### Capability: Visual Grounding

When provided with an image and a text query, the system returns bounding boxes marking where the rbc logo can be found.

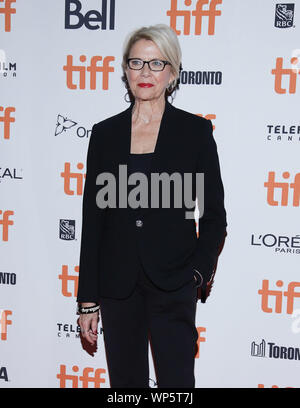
[274,4,295,28]
[65,0,115,30]
[59,219,75,240]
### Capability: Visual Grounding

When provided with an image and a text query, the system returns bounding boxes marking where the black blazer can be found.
[77,100,227,302]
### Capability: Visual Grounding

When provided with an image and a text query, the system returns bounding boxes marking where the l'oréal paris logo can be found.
[251,233,300,254]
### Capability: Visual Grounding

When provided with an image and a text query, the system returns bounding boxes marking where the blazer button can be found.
[136,219,143,227]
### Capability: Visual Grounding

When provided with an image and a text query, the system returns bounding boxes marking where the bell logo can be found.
[63,55,114,90]
[0,309,12,340]
[271,57,300,94]
[59,265,79,297]
[60,162,86,196]
[0,0,16,32]
[258,280,300,314]
[167,0,222,36]
[0,106,15,140]
[65,0,115,30]
[195,326,206,358]
[57,364,106,388]
[264,171,300,207]
[0,210,14,241]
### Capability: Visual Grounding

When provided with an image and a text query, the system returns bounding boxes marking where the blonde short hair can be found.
[121,24,182,99]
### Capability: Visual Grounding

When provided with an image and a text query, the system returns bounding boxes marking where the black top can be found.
[129,152,154,211]
[129,152,154,175]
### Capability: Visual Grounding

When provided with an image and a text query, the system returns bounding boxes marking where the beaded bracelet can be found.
[77,303,100,314]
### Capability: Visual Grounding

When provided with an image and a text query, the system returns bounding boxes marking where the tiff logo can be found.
[167,0,222,35]
[0,310,12,340]
[264,171,300,207]
[0,210,14,241]
[195,327,206,358]
[0,106,15,140]
[59,265,79,297]
[258,280,300,314]
[271,56,300,94]
[63,55,114,90]
[0,0,16,32]
[65,0,115,30]
[57,364,106,388]
[61,162,86,196]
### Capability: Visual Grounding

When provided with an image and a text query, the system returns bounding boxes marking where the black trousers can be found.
[99,265,199,388]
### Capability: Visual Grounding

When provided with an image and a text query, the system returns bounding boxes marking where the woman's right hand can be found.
[78,303,99,345]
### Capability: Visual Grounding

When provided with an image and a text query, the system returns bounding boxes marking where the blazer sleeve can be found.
[191,119,227,287]
[76,123,106,303]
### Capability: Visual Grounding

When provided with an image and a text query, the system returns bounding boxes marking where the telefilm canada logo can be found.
[59,219,75,240]
[0,49,16,78]
[57,322,81,339]
[57,323,103,339]
[266,123,300,143]
[55,114,92,139]
[251,339,300,361]
[274,4,295,28]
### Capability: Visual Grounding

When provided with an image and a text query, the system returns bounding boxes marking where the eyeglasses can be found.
[127,58,171,71]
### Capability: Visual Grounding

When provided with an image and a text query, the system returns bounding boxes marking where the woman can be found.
[77,24,227,388]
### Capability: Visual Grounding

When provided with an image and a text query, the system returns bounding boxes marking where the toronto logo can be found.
[251,339,300,360]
